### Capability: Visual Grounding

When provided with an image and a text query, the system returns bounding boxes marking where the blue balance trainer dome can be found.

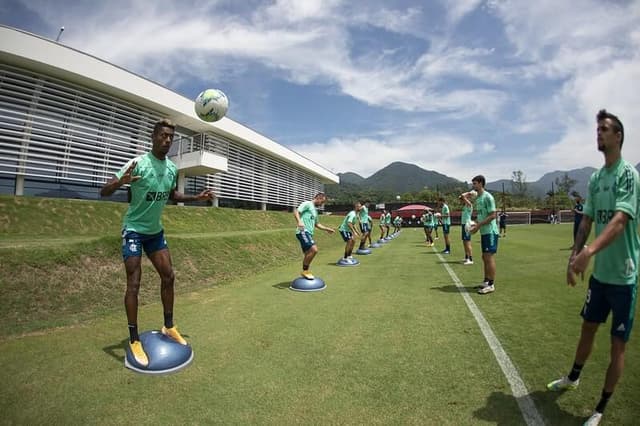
[290,276,326,291]
[125,330,194,375]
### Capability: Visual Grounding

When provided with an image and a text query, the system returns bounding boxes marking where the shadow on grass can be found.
[430,284,469,293]
[103,337,129,364]
[272,281,291,290]
[473,390,583,425]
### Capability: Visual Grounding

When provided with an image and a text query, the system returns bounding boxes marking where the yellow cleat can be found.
[162,326,188,345]
[129,340,149,367]
[301,270,315,280]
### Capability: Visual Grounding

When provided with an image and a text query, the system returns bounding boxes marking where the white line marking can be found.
[436,253,545,426]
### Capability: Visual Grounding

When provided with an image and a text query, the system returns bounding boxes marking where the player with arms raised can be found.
[100,119,214,367]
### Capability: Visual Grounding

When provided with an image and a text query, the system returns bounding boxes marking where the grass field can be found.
[1,196,639,425]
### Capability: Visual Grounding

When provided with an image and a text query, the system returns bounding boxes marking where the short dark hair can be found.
[472,175,486,187]
[313,192,326,199]
[597,109,624,146]
[152,118,175,137]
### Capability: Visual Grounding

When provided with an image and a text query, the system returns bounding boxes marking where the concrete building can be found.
[0,25,338,209]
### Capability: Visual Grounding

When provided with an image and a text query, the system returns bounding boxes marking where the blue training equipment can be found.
[369,243,381,248]
[125,330,194,375]
[337,257,360,266]
[356,248,372,255]
[290,276,326,292]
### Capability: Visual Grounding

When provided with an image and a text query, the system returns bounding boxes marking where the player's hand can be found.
[196,189,215,201]
[570,246,591,279]
[326,227,335,234]
[297,222,306,232]
[566,261,578,287]
[119,162,140,185]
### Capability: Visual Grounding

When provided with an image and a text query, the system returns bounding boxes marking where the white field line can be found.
[436,252,545,426]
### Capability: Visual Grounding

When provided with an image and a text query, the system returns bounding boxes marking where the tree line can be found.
[325,170,580,211]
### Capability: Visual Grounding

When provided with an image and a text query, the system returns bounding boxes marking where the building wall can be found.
[0,62,324,207]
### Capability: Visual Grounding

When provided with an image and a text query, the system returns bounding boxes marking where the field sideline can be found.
[1,197,639,425]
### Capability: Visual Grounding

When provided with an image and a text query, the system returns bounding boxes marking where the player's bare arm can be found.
[100,161,140,197]
[316,223,335,234]
[170,188,215,203]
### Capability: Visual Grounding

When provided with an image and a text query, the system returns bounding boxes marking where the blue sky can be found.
[2,0,639,182]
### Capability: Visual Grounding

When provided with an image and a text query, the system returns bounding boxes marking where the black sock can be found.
[595,390,612,413]
[303,263,309,271]
[164,312,173,329]
[469,256,473,261]
[128,323,139,343]
[568,362,583,382]
[488,279,494,286]
[446,245,450,251]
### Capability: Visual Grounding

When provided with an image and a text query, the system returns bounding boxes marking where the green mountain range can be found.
[331,162,640,198]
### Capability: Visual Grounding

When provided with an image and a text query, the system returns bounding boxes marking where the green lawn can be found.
[1,198,639,425]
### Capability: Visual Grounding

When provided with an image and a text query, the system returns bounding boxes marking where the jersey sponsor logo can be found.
[596,209,614,224]
[146,191,170,201]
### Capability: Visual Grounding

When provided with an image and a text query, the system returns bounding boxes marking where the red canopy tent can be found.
[394,204,433,220]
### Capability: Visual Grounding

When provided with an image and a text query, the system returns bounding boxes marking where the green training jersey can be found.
[474,190,498,235]
[116,153,177,235]
[584,158,640,285]
[385,212,392,225]
[296,200,319,235]
[461,204,472,224]
[441,203,451,225]
[339,210,357,232]
[358,205,368,223]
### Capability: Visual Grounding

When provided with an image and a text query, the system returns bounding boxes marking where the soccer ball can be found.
[465,220,476,234]
[194,89,229,122]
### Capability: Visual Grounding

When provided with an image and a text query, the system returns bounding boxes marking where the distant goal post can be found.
[500,211,531,225]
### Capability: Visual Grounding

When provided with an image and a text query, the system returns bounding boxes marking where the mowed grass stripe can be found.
[0,228,524,425]
[435,249,545,426]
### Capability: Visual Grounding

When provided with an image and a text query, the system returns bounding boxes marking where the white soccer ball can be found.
[194,89,229,122]
[465,220,476,234]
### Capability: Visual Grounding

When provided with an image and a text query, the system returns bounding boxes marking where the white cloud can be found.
[293,131,475,179]
[488,0,640,173]
[442,0,483,24]
[10,0,640,181]
[480,142,495,153]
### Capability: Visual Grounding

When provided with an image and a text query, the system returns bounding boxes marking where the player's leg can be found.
[347,236,356,258]
[548,277,611,392]
[442,224,451,253]
[122,232,148,365]
[587,284,637,422]
[148,246,187,345]
[478,234,497,294]
[296,231,317,279]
